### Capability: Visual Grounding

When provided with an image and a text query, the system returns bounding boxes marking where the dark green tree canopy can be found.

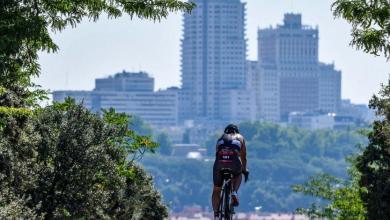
[0,0,195,218]
[356,79,390,219]
[0,99,166,219]
[332,0,390,58]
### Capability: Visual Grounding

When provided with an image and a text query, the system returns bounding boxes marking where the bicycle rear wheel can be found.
[224,181,234,220]
[218,186,225,220]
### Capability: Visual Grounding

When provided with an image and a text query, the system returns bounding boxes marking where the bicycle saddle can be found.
[220,168,233,179]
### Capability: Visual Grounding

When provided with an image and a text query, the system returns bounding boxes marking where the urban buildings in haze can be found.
[180,0,248,122]
[53,71,178,127]
[54,3,365,134]
[256,13,341,121]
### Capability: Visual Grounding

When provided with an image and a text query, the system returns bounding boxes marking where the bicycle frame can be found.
[218,172,234,220]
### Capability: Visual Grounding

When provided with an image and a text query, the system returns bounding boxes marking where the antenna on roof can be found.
[290,0,295,12]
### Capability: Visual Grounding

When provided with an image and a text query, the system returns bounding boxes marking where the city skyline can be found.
[37,0,389,105]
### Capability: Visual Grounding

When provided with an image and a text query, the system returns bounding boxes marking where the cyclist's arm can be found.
[240,138,247,171]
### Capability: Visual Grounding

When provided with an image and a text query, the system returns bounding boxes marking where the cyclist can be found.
[211,124,248,219]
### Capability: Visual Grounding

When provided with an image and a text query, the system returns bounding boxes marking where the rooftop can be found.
[109,70,151,79]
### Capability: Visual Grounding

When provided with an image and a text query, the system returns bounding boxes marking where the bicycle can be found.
[218,168,235,220]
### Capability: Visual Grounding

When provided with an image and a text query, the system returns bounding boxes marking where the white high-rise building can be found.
[258,64,280,122]
[246,61,280,122]
[180,0,247,122]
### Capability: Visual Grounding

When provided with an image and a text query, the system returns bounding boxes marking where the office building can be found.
[53,71,178,127]
[258,13,341,120]
[219,89,256,122]
[246,61,280,122]
[95,71,154,92]
[180,0,247,121]
[52,90,92,108]
[288,111,335,130]
[319,63,341,113]
[338,99,375,123]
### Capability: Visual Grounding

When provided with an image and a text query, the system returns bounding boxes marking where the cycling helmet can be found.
[224,124,239,134]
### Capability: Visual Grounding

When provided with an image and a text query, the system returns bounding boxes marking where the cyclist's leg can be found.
[232,161,243,192]
[212,162,223,216]
[232,173,242,192]
[212,185,222,215]
[231,162,242,207]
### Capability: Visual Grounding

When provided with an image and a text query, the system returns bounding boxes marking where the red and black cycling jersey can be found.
[216,133,242,163]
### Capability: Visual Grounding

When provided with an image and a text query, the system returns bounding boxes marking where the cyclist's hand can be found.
[242,169,249,182]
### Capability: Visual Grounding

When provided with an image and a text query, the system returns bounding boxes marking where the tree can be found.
[156,133,173,156]
[293,173,366,219]
[129,115,153,136]
[331,1,389,218]
[332,0,390,58]
[1,99,167,219]
[1,1,194,218]
[293,155,366,219]
[355,80,390,219]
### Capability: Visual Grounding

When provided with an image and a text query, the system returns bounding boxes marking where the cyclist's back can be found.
[214,133,243,182]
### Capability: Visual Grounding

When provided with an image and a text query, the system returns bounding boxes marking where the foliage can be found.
[293,167,366,219]
[1,1,194,218]
[0,99,166,219]
[332,0,390,58]
[129,115,153,136]
[330,1,389,219]
[156,133,173,156]
[142,123,367,212]
[354,79,390,219]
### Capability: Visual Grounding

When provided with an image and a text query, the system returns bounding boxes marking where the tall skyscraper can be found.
[180,0,247,122]
[258,13,341,120]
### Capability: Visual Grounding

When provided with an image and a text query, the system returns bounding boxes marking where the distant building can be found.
[246,60,280,122]
[333,115,357,130]
[258,64,281,122]
[337,99,375,123]
[319,63,341,113]
[258,13,341,120]
[288,111,335,130]
[172,144,206,159]
[95,71,154,92]
[219,89,256,122]
[246,61,261,119]
[91,90,178,127]
[180,0,247,122]
[52,90,92,108]
[53,71,178,127]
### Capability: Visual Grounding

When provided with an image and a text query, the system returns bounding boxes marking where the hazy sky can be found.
[37,0,389,104]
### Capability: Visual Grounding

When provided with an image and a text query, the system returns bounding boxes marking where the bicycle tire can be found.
[219,185,225,220]
[224,181,230,219]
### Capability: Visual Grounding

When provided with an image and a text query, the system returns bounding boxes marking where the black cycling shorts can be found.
[213,160,242,187]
